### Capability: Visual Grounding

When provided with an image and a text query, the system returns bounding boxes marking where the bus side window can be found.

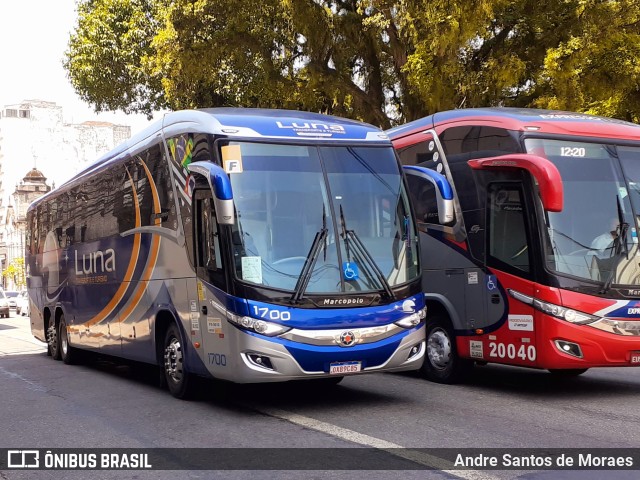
[194,190,224,289]
[487,184,531,275]
[397,137,438,168]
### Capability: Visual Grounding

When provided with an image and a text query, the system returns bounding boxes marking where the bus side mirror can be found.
[467,154,563,212]
[188,161,235,224]
[403,165,455,225]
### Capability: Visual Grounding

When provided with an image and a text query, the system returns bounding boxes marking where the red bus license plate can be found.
[630,351,640,364]
[329,361,362,374]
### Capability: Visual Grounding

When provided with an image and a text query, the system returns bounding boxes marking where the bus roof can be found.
[100,108,388,167]
[386,107,640,141]
[31,108,390,208]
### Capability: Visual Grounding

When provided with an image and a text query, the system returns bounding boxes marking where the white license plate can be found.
[329,361,362,375]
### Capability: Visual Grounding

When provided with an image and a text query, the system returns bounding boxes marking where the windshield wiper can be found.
[600,195,630,294]
[339,205,395,300]
[290,205,328,304]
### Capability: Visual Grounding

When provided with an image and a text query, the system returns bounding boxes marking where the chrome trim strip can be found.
[508,288,534,305]
[279,323,406,346]
[589,318,640,336]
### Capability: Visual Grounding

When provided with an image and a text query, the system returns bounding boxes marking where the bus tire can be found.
[421,315,472,384]
[58,314,77,365]
[163,323,194,399]
[548,368,589,377]
[47,320,61,361]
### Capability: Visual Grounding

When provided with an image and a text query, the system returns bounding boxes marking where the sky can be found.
[0,0,156,133]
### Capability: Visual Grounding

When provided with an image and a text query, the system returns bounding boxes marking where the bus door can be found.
[192,189,231,374]
[483,179,538,367]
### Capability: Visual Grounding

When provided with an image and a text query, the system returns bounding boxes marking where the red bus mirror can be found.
[468,154,563,212]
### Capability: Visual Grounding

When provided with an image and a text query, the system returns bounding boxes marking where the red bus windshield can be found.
[525,138,640,289]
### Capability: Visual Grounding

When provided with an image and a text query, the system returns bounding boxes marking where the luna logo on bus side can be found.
[74,248,116,275]
[275,121,346,133]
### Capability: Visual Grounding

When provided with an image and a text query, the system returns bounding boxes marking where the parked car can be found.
[0,291,9,318]
[4,290,19,309]
[16,291,28,315]
[20,297,30,317]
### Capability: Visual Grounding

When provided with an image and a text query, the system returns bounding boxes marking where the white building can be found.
[0,100,131,200]
[0,100,131,286]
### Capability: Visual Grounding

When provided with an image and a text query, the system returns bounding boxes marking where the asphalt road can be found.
[1,311,639,480]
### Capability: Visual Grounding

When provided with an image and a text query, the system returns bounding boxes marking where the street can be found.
[1,311,639,480]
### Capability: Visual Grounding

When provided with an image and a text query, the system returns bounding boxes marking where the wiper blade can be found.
[600,195,630,294]
[290,205,328,304]
[339,205,395,300]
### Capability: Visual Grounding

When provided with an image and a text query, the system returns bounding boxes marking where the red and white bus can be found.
[388,108,640,382]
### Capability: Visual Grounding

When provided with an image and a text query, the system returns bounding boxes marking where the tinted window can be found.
[487,184,531,275]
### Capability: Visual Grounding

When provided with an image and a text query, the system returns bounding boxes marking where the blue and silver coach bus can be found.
[26,109,425,398]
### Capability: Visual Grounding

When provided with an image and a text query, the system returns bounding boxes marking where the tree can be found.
[2,258,26,290]
[65,0,640,126]
[65,0,166,117]
[534,0,640,122]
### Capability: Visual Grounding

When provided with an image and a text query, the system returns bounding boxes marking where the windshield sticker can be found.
[343,262,359,281]
[222,145,243,173]
[619,187,628,199]
[242,256,263,283]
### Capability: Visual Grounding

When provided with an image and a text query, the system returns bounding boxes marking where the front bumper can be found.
[212,324,425,383]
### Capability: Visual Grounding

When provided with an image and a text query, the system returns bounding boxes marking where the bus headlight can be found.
[532,299,599,325]
[227,313,291,337]
[395,307,427,329]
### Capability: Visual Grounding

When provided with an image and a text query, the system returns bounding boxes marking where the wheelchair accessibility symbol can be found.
[486,275,497,291]
[343,262,359,281]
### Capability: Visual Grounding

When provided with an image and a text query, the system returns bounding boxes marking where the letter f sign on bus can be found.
[222,145,244,173]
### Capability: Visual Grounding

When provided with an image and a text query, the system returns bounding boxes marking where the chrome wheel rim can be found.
[427,328,452,370]
[164,337,183,383]
[60,324,68,356]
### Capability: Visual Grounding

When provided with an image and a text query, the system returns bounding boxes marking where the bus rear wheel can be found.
[421,315,472,384]
[58,314,77,365]
[163,323,195,399]
[47,322,61,360]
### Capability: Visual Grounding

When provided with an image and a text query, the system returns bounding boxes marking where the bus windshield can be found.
[223,141,419,295]
[526,138,640,288]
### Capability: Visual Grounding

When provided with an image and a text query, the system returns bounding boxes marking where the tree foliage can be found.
[65,0,640,126]
[2,258,26,290]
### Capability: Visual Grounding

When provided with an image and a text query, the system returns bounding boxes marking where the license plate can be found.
[329,361,362,375]
[630,351,640,364]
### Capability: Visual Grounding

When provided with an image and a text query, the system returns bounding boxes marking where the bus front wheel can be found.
[421,316,472,384]
[163,323,195,399]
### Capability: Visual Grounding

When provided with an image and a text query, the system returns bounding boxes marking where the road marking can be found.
[0,350,45,356]
[255,406,498,480]
[0,365,48,392]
